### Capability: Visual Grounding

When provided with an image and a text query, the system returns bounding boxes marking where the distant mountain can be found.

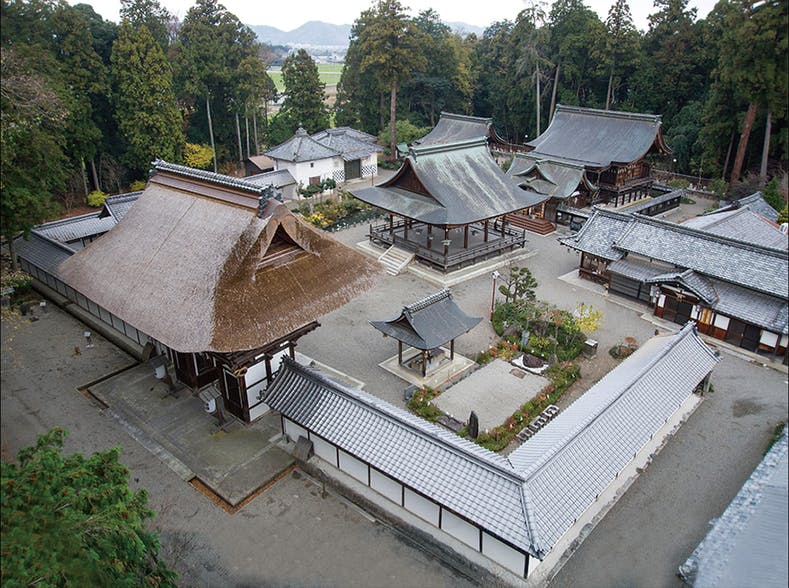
[249,20,485,49]
[249,21,351,47]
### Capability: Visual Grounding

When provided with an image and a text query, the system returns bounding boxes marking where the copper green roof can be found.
[526,105,671,168]
[350,138,548,226]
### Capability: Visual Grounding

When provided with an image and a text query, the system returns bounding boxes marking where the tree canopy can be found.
[1,428,176,586]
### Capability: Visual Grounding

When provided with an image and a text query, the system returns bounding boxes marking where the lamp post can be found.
[490,270,501,320]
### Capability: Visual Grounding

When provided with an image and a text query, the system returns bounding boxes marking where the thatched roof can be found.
[59,164,382,353]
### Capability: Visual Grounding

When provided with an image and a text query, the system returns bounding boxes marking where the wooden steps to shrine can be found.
[507,213,556,235]
[377,245,414,275]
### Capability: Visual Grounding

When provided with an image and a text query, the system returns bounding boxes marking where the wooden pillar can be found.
[450,339,455,360]
[501,214,507,237]
[427,225,433,250]
[264,354,273,383]
[421,349,427,377]
[443,227,450,257]
[404,220,409,240]
[389,213,394,235]
[463,225,469,248]
[398,340,403,365]
[484,220,489,242]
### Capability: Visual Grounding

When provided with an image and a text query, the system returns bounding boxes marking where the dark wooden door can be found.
[344,158,361,180]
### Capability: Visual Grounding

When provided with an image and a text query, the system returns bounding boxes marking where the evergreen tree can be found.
[356,0,426,159]
[111,21,183,177]
[1,428,176,586]
[598,0,640,110]
[279,49,329,134]
[119,0,172,53]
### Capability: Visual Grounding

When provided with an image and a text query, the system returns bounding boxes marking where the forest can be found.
[1,0,787,245]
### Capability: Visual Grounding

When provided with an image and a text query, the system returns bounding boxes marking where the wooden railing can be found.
[369,222,528,271]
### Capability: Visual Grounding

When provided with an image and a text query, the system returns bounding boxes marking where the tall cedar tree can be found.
[111,21,183,178]
[173,0,259,164]
[357,0,426,159]
[599,0,640,110]
[279,49,329,134]
[0,46,67,271]
[1,428,177,586]
[120,0,172,53]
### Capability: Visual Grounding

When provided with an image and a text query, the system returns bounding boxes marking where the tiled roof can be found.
[526,104,671,168]
[679,426,787,588]
[608,258,668,282]
[265,127,341,162]
[615,215,788,299]
[370,289,482,350]
[34,212,116,244]
[558,209,631,260]
[682,207,787,250]
[508,324,719,555]
[265,325,719,560]
[310,127,382,161]
[14,232,75,277]
[103,192,141,222]
[263,357,536,555]
[351,138,547,225]
[711,280,788,334]
[738,192,780,222]
[245,169,296,188]
[620,188,684,214]
[646,269,719,306]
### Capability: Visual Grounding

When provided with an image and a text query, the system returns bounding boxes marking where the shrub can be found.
[666,178,690,189]
[183,142,214,170]
[87,190,108,207]
[707,178,728,200]
[406,386,443,422]
[129,180,147,192]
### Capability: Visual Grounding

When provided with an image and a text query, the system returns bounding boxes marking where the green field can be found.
[268,62,344,92]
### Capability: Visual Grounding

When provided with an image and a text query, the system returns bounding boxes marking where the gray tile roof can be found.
[310,127,382,161]
[507,153,596,199]
[679,426,787,588]
[711,280,788,334]
[245,169,296,188]
[265,127,340,163]
[620,188,684,214]
[14,232,75,278]
[350,138,548,225]
[615,215,788,299]
[370,289,482,350]
[558,209,631,260]
[263,357,536,555]
[526,105,670,168]
[682,207,787,250]
[415,112,492,146]
[738,191,780,222]
[34,211,116,244]
[265,325,719,560]
[608,258,667,282]
[646,269,719,306]
[508,324,720,555]
[102,192,141,222]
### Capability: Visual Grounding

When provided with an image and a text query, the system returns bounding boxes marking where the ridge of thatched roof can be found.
[59,166,383,353]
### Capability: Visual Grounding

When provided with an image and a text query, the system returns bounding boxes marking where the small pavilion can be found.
[351,138,548,272]
[370,289,481,377]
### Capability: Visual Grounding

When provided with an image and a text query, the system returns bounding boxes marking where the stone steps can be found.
[508,213,556,235]
[377,245,414,275]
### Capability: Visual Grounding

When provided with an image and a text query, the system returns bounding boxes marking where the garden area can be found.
[403,265,606,452]
[296,188,381,231]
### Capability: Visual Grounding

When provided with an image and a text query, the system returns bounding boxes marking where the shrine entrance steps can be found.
[378,245,414,275]
[507,213,556,235]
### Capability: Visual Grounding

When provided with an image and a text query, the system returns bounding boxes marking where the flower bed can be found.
[405,386,443,422]
[475,362,581,452]
[476,339,521,364]
[298,194,379,230]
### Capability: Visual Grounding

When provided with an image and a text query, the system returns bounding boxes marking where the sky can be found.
[72,0,717,32]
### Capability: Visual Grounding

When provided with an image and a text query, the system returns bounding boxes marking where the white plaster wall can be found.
[760,331,779,346]
[370,469,402,504]
[657,294,666,308]
[245,357,268,388]
[441,510,479,549]
[311,435,337,466]
[403,488,440,526]
[338,449,368,484]
[714,314,730,329]
[283,418,308,443]
[482,532,526,576]
[282,157,340,187]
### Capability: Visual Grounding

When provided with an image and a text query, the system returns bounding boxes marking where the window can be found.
[309,176,320,185]
[310,162,314,168]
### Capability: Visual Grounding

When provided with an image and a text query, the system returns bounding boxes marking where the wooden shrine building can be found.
[370,289,481,377]
[57,161,381,422]
[350,138,548,272]
[506,154,598,234]
[523,105,671,207]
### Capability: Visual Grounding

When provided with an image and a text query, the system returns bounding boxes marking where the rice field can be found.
[268,62,344,92]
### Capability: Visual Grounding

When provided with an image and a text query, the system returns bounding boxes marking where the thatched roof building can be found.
[59,161,382,354]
